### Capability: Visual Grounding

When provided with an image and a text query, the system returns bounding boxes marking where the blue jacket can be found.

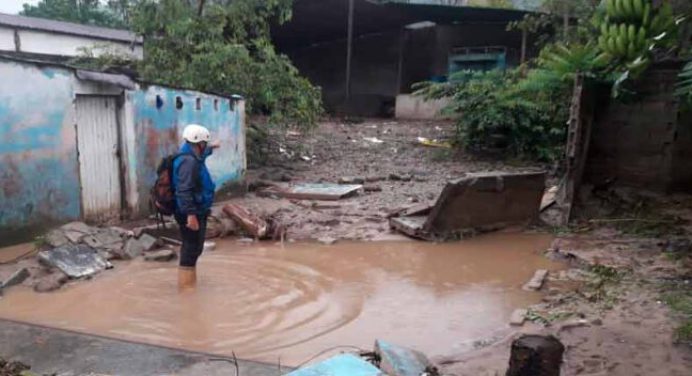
[172,142,216,216]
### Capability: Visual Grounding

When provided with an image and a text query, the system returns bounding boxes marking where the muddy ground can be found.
[232,118,540,241]
[1,118,691,375]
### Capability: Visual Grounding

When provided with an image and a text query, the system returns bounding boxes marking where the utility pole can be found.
[345,0,355,101]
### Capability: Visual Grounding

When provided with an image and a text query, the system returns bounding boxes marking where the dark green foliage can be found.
[21,0,128,28]
[132,0,323,129]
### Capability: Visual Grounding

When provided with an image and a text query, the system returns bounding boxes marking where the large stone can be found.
[34,272,69,293]
[285,354,382,376]
[144,249,177,262]
[374,340,433,376]
[44,230,69,248]
[523,270,548,291]
[121,234,159,259]
[38,244,111,279]
[509,309,528,326]
[2,267,30,289]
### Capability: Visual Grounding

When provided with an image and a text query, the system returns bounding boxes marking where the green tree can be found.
[21,0,128,28]
[132,0,322,129]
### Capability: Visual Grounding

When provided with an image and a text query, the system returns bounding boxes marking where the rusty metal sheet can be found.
[263,183,363,201]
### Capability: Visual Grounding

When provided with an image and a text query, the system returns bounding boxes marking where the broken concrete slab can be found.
[44,230,70,248]
[119,234,159,260]
[1,267,30,289]
[262,183,363,201]
[60,221,96,234]
[390,171,546,240]
[38,244,111,279]
[374,340,433,376]
[523,269,548,291]
[144,249,177,262]
[285,354,383,376]
[510,309,528,326]
[223,203,269,239]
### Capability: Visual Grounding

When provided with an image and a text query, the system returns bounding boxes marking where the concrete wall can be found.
[0,25,143,59]
[127,86,246,215]
[0,58,246,241]
[394,94,451,119]
[0,60,82,241]
[585,66,692,192]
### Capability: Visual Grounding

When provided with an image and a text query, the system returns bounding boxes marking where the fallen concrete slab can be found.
[374,340,433,376]
[37,244,112,279]
[286,354,382,376]
[390,171,546,240]
[262,183,363,201]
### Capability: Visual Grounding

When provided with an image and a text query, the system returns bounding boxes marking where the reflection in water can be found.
[0,233,558,365]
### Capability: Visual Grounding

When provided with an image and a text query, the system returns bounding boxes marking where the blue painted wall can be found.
[0,60,82,235]
[129,85,245,214]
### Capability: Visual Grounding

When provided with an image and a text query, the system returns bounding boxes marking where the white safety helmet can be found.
[182,124,211,144]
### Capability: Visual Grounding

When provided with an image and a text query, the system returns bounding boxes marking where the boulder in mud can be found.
[119,234,158,259]
[34,272,69,293]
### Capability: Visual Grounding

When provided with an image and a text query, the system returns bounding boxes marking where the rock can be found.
[1,267,30,289]
[338,176,365,185]
[366,175,387,182]
[60,221,95,234]
[144,249,177,262]
[506,335,564,376]
[203,241,216,252]
[509,309,528,326]
[523,269,548,291]
[44,229,69,248]
[120,234,158,259]
[38,244,111,279]
[591,318,603,326]
[364,184,383,192]
[389,173,412,182]
[374,339,433,376]
[558,319,590,332]
[318,237,338,245]
[34,272,69,293]
[63,230,86,244]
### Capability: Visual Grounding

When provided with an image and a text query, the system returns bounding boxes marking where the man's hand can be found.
[186,215,200,231]
[209,140,221,149]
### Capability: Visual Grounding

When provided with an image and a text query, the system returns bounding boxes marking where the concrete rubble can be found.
[38,244,112,279]
[509,309,528,326]
[390,171,546,240]
[144,249,177,262]
[0,268,30,294]
[523,269,549,291]
[375,340,434,376]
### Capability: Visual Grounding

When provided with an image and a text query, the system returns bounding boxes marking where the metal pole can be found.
[346,0,355,101]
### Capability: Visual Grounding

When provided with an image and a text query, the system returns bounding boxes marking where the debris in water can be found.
[286,353,382,376]
[375,339,434,376]
[203,241,216,252]
[523,269,548,291]
[1,267,30,292]
[223,203,269,239]
[38,244,112,279]
[144,249,177,262]
[34,272,69,293]
[120,233,158,260]
[509,309,528,326]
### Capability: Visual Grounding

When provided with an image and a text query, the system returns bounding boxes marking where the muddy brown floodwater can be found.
[0,233,560,366]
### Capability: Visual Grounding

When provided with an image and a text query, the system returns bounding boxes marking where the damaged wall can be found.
[0,57,246,243]
[128,86,246,216]
[0,60,82,241]
[585,64,692,192]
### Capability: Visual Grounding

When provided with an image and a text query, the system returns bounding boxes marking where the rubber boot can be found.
[178,266,196,291]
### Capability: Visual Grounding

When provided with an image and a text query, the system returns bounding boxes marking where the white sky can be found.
[0,0,41,15]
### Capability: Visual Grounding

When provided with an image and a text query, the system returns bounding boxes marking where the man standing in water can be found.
[174,124,219,290]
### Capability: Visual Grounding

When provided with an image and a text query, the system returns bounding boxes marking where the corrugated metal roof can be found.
[0,13,142,44]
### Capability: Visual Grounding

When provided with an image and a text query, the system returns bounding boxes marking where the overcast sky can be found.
[0,0,40,15]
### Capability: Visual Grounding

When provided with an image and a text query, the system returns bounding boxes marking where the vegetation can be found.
[415,0,689,162]
[23,0,323,131]
[663,289,692,344]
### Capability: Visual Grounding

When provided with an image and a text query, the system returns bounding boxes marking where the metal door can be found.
[75,96,122,222]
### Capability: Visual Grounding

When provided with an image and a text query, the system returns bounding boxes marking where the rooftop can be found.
[0,13,142,44]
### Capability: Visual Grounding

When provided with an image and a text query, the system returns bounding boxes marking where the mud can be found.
[0,233,558,366]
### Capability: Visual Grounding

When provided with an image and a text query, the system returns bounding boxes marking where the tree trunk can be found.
[197,0,206,16]
[506,335,564,376]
